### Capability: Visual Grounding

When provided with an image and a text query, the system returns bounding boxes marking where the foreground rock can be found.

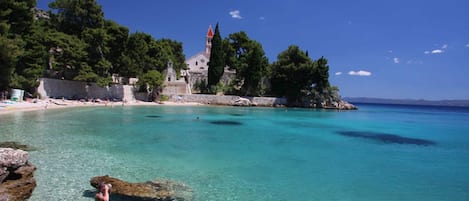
[0,142,35,151]
[0,148,37,201]
[90,175,193,201]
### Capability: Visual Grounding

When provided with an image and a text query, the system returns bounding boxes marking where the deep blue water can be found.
[1,104,468,201]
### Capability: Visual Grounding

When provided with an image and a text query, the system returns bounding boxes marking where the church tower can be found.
[205,25,214,57]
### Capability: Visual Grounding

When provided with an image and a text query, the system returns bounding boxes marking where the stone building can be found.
[162,61,191,95]
[184,25,235,93]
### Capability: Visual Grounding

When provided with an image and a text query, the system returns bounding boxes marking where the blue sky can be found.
[37,0,469,100]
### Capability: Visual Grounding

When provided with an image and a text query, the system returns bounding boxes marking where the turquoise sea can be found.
[1,104,469,201]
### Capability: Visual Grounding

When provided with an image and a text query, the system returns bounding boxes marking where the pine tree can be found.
[207,23,224,89]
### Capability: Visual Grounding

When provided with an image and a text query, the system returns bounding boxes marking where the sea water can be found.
[1,104,468,201]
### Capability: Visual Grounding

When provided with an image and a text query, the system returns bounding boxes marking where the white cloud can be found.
[424,51,431,54]
[431,49,443,54]
[441,44,448,49]
[466,43,469,47]
[259,16,265,20]
[335,72,342,76]
[348,70,372,76]
[393,57,400,64]
[229,10,243,19]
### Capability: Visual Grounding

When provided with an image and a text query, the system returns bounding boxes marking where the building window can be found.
[200,59,205,63]
[195,61,198,66]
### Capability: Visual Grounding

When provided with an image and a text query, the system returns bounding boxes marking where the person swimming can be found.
[95,183,111,201]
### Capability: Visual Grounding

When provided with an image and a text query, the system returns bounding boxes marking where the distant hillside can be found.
[344,97,469,107]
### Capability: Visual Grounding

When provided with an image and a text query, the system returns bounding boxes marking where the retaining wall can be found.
[171,94,287,107]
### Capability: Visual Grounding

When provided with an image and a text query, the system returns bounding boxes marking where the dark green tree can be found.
[44,30,89,79]
[243,41,269,96]
[207,23,224,89]
[151,39,186,77]
[137,70,164,101]
[316,56,330,90]
[13,22,48,92]
[224,31,268,96]
[103,20,129,74]
[0,36,23,91]
[0,0,36,35]
[49,0,104,35]
[270,45,317,105]
[121,32,156,77]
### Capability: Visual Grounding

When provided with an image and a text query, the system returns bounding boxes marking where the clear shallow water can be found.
[1,104,469,201]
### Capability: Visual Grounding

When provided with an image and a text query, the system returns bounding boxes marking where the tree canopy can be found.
[224,31,269,96]
[270,45,332,105]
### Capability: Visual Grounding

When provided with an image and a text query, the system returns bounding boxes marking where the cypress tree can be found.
[207,23,224,88]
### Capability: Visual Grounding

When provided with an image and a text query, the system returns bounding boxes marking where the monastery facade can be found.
[163,26,235,95]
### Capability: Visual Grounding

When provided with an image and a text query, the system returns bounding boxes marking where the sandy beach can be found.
[0,99,203,115]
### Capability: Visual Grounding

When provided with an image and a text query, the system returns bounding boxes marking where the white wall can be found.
[186,53,209,72]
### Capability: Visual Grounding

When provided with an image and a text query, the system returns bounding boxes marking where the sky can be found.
[37,0,469,100]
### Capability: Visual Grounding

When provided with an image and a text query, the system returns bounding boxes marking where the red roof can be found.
[207,25,214,37]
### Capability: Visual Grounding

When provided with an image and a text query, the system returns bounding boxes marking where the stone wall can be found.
[162,82,190,95]
[37,78,136,101]
[169,94,287,107]
[250,97,288,106]
[187,70,236,93]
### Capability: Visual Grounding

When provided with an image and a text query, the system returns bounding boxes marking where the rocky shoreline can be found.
[167,94,357,110]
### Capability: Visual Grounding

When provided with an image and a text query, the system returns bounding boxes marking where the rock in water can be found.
[0,148,37,201]
[0,142,35,151]
[90,175,193,201]
[0,148,29,169]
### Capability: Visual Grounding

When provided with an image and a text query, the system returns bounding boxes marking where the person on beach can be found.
[95,183,111,201]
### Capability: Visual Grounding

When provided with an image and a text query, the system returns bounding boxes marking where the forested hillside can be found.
[0,0,184,94]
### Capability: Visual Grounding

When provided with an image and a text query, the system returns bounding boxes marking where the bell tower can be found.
[205,25,214,57]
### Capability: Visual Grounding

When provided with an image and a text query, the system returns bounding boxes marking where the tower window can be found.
[195,61,198,66]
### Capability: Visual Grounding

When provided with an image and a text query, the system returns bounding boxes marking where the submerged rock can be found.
[0,148,37,201]
[337,131,436,145]
[90,175,193,201]
[0,141,36,151]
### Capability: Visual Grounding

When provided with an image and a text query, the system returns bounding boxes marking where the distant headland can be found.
[344,97,469,107]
